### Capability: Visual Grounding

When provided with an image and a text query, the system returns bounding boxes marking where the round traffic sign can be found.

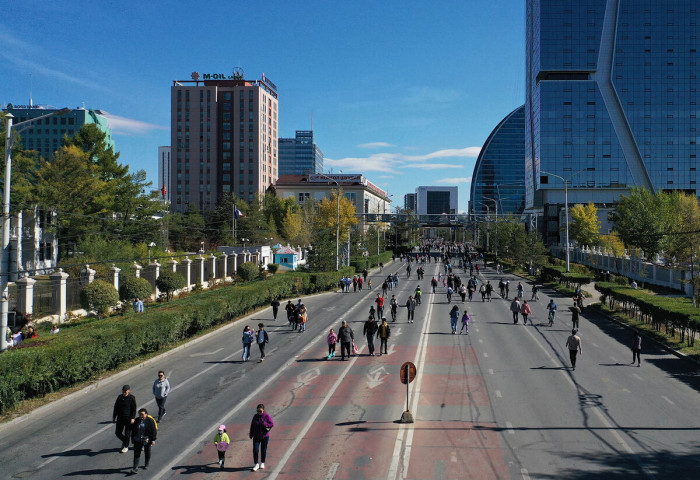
[400,361,417,384]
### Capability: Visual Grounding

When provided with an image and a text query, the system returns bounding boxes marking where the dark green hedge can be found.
[0,272,335,414]
[595,281,700,346]
[351,251,393,272]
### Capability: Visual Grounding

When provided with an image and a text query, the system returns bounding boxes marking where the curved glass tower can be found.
[470,105,526,216]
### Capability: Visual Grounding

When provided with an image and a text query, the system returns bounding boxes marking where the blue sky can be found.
[1,0,525,213]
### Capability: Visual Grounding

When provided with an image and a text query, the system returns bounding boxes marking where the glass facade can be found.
[278,130,324,175]
[426,191,451,215]
[470,105,526,216]
[526,0,700,211]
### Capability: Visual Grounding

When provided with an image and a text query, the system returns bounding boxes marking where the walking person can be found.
[449,305,460,334]
[485,281,493,302]
[390,295,398,322]
[250,404,274,471]
[285,300,295,328]
[510,298,521,324]
[327,328,338,359]
[375,294,385,319]
[242,325,254,361]
[565,329,582,370]
[338,320,354,360]
[631,329,642,366]
[113,385,136,453]
[405,295,416,323]
[479,283,487,301]
[130,408,157,473]
[446,286,454,303]
[531,285,539,301]
[256,323,269,362]
[520,300,531,325]
[570,300,581,329]
[213,425,230,470]
[152,371,170,422]
[460,310,470,334]
[270,297,280,320]
[377,318,391,354]
[363,315,379,356]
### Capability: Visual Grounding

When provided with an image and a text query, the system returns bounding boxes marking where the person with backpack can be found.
[256,323,269,362]
[460,310,470,334]
[449,305,460,334]
[242,325,254,362]
[270,298,280,320]
[130,408,157,474]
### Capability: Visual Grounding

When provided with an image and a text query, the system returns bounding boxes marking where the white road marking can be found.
[189,347,223,357]
[479,339,483,343]
[521,468,531,480]
[483,352,489,358]
[610,356,618,362]
[661,395,675,405]
[622,388,631,393]
[385,344,397,356]
[488,369,494,375]
[367,366,389,389]
[506,421,515,434]
[326,462,340,479]
[394,327,402,337]
[592,342,599,347]
[495,390,502,398]
[633,373,643,381]
[296,367,321,385]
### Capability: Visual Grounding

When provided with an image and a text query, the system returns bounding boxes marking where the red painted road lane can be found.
[417,373,490,407]
[424,341,480,366]
[405,421,510,480]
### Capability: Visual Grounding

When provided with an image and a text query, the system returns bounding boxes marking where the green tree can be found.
[570,202,600,247]
[166,204,206,251]
[119,276,153,302]
[155,269,186,301]
[237,262,260,281]
[610,187,673,259]
[80,280,120,318]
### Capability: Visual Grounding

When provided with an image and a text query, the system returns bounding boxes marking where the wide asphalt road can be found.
[1,256,698,479]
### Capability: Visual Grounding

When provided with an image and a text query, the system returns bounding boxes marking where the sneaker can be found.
[121,446,129,453]
[131,468,138,474]
[261,463,265,469]
[253,463,260,471]
[143,465,148,470]
[327,355,331,360]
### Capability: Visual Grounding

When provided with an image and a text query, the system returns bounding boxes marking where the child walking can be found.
[460,310,470,334]
[213,424,230,469]
[327,328,338,359]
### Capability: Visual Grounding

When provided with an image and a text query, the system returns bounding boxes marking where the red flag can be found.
[161,184,167,197]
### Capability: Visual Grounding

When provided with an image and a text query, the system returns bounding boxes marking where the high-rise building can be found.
[470,105,526,216]
[278,130,323,175]
[158,146,171,203]
[404,193,416,212]
[170,71,278,211]
[415,186,459,216]
[4,105,113,160]
[526,0,700,243]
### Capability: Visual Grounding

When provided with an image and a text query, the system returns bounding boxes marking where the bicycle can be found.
[548,310,555,326]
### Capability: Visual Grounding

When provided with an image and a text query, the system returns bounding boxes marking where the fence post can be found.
[50,268,69,322]
[16,276,36,317]
[81,264,96,284]
[194,255,205,287]
[221,253,228,280]
[231,252,238,277]
[110,264,121,291]
[134,261,143,278]
[168,257,178,272]
[148,261,161,300]
[208,254,217,286]
[181,256,192,290]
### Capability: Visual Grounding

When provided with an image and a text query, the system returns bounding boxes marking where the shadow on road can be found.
[62,467,129,476]
[42,447,120,459]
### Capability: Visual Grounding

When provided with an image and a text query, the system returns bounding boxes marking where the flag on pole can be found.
[234,207,245,219]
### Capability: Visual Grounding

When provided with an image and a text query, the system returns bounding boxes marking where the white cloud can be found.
[436,177,472,184]
[358,142,395,149]
[410,163,464,170]
[325,145,480,173]
[105,114,168,135]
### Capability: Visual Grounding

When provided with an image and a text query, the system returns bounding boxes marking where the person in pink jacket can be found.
[327,328,338,359]
[520,300,532,325]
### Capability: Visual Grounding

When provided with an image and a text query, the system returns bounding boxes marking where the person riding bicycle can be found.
[414,286,422,305]
[547,299,557,326]
[390,295,398,321]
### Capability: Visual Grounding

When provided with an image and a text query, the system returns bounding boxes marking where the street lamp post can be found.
[316,173,340,271]
[2,108,70,351]
[483,196,499,263]
[541,171,570,272]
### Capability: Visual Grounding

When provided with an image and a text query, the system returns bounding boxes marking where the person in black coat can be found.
[130,408,157,473]
[270,298,280,320]
[113,385,136,453]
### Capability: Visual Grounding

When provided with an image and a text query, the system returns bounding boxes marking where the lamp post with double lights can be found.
[316,173,340,271]
[1,108,70,351]
[540,171,570,272]
[482,196,499,262]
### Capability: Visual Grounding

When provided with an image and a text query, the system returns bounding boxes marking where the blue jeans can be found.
[450,318,458,332]
[243,343,251,360]
[253,437,269,464]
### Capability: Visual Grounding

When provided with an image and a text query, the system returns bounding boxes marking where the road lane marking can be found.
[633,373,643,381]
[488,369,494,375]
[495,390,502,398]
[521,468,531,480]
[483,352,489,358]
[296,367,321,385]
[661,396,675,405]
[367,366,389,389]
[506,421,515,434]
[592,342,599,348]
[326,462,340,479]
[189,347,223,357]
[610,356,618,362]
[479,339,483,343]
[388,264,438,480]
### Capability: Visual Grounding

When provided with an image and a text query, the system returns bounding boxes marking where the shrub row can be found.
[351,251,393,272]
[540,264,594,286]
[595,281,700,346]
[0,271,344,414]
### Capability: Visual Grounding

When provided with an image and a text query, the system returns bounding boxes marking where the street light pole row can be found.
[540,171,570,272]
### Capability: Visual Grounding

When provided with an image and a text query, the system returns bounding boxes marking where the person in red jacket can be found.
[375,294,385,319]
